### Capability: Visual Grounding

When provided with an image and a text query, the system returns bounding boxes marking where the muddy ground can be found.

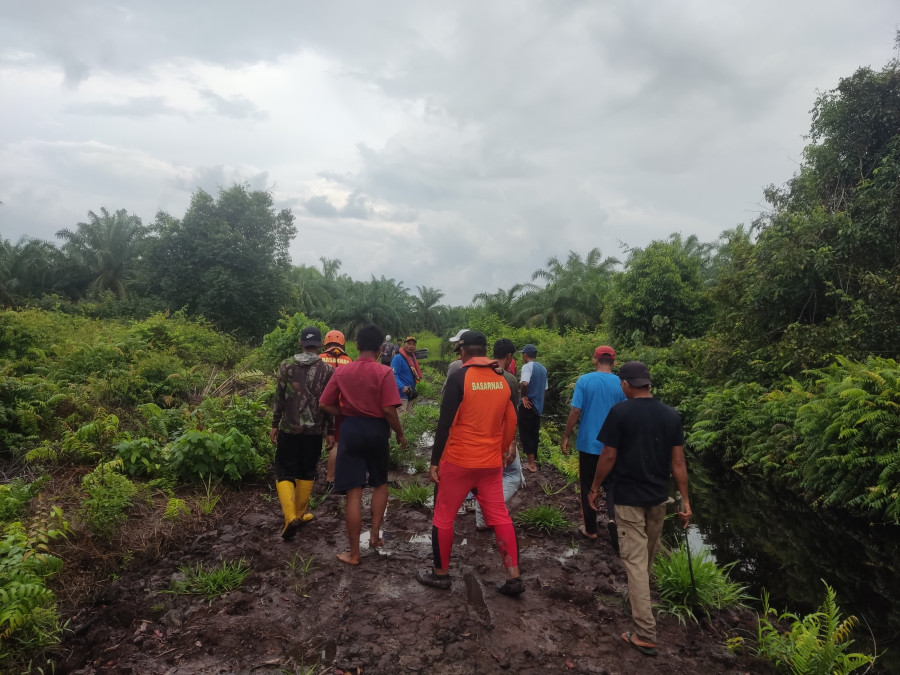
[55,458,772,675]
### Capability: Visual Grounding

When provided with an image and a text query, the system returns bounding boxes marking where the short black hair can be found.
[493,338,516,359]
[596,355,615,366]
[356,324,384,352]
[461,344,487,357]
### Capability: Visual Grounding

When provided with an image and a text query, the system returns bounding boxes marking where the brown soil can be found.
[55,464,772,675]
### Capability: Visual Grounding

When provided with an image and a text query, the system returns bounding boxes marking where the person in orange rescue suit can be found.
[270,326,334,540]
[319,330,353,491]
[416,330,524,595]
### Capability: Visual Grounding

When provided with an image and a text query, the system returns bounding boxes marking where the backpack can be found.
[380,342,394,364]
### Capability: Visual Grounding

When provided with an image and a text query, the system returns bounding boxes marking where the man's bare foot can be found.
[336,551,360,565]
[369,536,385,549]
[526,463,538,473]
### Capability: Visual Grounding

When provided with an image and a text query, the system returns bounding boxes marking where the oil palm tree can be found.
[56,207,147,299]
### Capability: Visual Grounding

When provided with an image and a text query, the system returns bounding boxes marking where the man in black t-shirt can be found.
[589,361,692,657]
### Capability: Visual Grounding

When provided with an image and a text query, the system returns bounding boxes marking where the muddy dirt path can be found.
[58,464,770,674]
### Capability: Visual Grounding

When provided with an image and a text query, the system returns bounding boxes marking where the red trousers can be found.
[431,460,519,570]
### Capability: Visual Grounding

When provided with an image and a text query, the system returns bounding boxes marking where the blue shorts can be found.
[333,416,390,493]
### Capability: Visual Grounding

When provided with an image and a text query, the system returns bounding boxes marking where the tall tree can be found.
[516,249,619,331]
[327,275,413,337]
[608,235,711,346]
[472,284,525,325]
[56,207,146,298]
[411,285,446,333]
[143,184,297,339]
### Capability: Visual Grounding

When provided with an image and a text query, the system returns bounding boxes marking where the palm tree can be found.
[411,285,446,333]
[327,275,414,336]
[0,237,68,305]
[471,284,525,324]
[516,249,619,330]
[287,264,332,317]
[56,207,147,299]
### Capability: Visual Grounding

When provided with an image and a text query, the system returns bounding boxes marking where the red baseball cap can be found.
[594,345,616,359]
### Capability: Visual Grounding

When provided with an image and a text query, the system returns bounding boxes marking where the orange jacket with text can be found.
[432,356,517,468]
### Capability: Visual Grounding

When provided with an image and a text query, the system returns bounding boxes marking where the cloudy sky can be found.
[1,2,896,304]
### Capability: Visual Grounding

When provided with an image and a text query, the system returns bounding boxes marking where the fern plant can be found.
[754,582,874,674]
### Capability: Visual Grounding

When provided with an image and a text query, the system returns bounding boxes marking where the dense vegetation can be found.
[0,39,896,673]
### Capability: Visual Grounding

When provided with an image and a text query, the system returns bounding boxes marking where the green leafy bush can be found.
[653,543,749,624]
[755,583,874,674]
[0,509,69,669]
[168,429,264,482]
[115,437,165,477]
[258,312,330,373]
[0,478,47,524]
[162,498,190,521]
[79,461,138,538]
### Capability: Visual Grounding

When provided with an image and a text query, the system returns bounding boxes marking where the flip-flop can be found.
[577,526,598,541]
[622,631,657,656]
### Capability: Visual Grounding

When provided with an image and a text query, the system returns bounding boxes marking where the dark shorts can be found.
[333,416,390,493]
[274,432,322,482]
[517,404,542,457]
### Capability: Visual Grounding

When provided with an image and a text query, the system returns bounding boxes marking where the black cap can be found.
[618,361,652,387]
[300,326,323,348]
[458,330,487,348]
[493,338,516,359]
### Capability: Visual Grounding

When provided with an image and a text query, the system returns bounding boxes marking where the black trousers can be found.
[517,405,542,457]
[274,431,322,482]
[578,451,616,535]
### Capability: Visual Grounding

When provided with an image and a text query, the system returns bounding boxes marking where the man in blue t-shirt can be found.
[561,345,626,550]
[518,344,548,473]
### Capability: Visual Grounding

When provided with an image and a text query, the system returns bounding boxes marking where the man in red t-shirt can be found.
[319,325,407,565]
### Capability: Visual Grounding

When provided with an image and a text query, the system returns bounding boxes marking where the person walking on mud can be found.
[561,345,626,550]
[474,338,525,531]
[319,325,407,565]
[319,329,353,491]
[392,336,422,414]
[417,331,524,595]
[270,326,334,540]
[518,344,548,473]
[589,361,691,657]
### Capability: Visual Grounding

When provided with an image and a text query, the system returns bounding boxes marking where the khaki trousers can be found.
[615,502,667,643]
[399,398,415,414]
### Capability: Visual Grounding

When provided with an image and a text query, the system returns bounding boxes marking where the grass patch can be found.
[165,558,250,600]
[653,543,749,623]
[388,482,432,507]
[162,497,190,521]
[515,505,572,535]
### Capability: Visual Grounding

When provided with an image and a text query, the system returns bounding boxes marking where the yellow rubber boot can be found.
[294,480,315,523]
[276,480,303,541]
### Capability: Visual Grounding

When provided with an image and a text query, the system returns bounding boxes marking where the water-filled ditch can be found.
[681,461,899,670]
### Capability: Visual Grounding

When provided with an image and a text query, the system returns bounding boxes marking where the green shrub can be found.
[168,428,264,482]
[258,312,330,373]
[653,543,749,624]
[388,482,432,507]
[754,583,874,674]
[79,461,138,538]
[190,394,271,456]
[162,498,190,521]
[0,478,47,524]
[115,437,165,477]
[515,505,572,535]
[0,509,69,669]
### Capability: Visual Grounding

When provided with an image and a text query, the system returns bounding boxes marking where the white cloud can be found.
[1,1,897,305]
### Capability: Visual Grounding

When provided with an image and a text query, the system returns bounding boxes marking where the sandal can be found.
[622,632,657,656]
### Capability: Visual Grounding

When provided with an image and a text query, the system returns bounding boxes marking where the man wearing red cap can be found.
[561,345,626,550]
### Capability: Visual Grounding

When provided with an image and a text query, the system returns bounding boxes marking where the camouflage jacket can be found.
[272,352,334,435]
